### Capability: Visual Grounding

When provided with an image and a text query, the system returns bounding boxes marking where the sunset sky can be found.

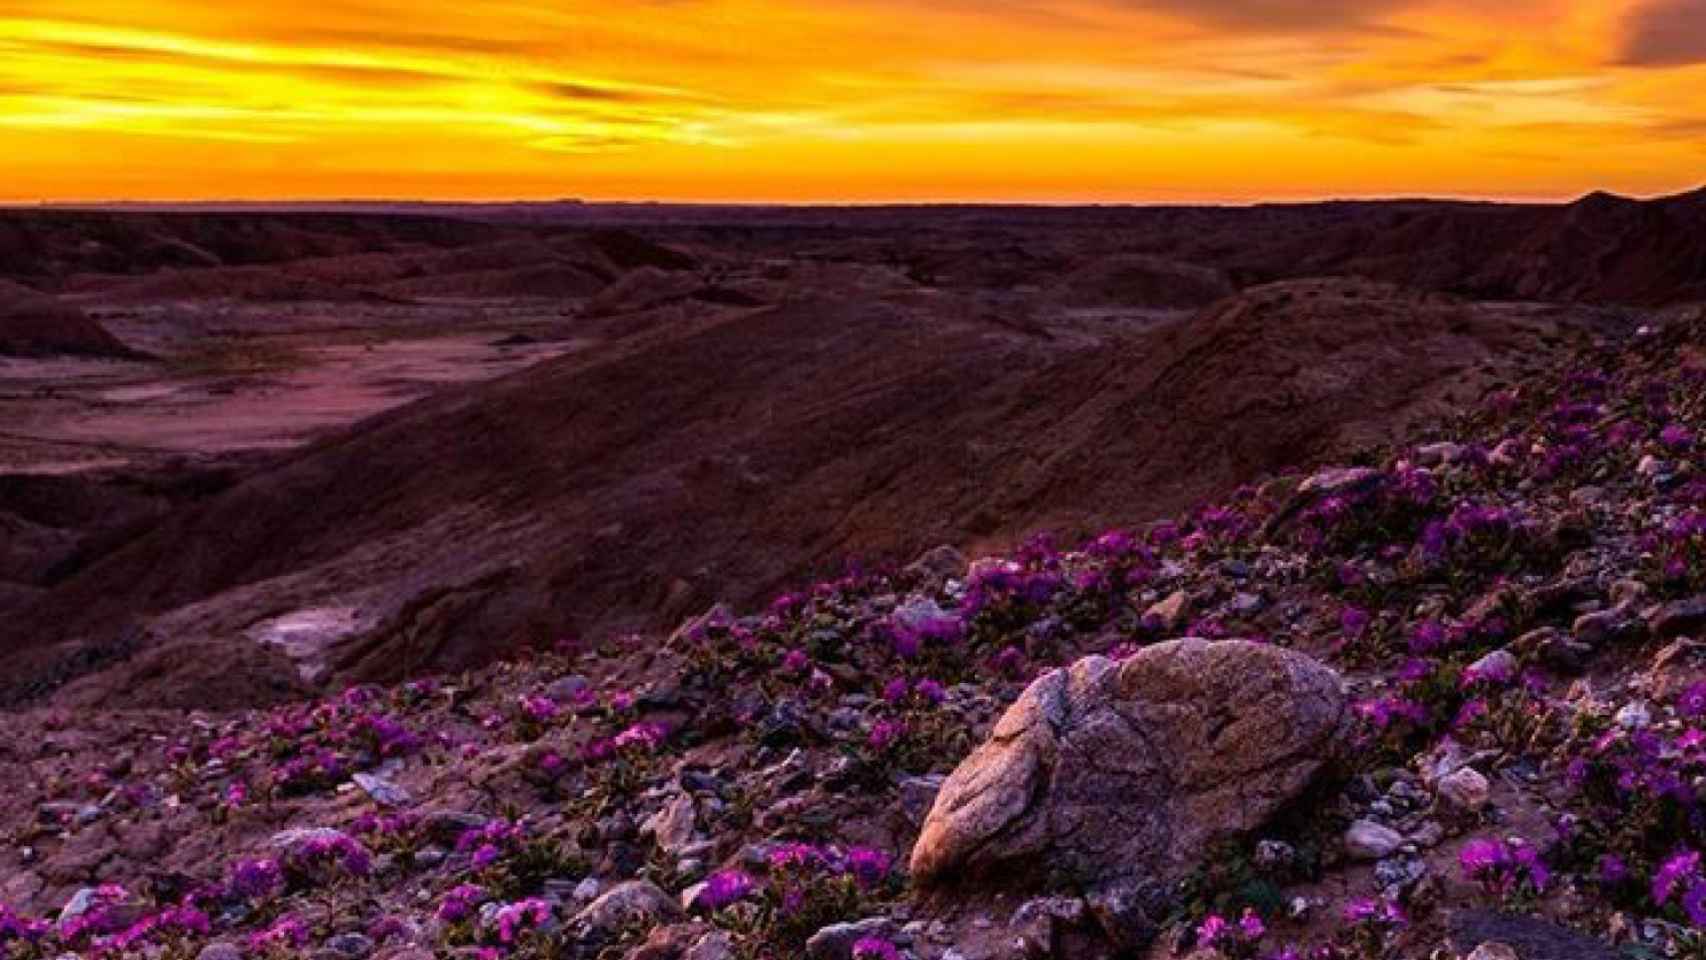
[2,0,1704,202]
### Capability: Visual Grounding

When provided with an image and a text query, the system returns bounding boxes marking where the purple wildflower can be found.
[436,884,487,923]
[696,870,757,911]
[851,937,901,960]
[1653,849,1701,906]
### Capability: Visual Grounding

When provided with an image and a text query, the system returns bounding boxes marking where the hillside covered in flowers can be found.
[6,308,1706,960]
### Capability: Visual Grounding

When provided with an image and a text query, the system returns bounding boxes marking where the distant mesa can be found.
[0,279,148,360]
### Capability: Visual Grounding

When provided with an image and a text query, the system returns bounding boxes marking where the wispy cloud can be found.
[0,0,1702,201]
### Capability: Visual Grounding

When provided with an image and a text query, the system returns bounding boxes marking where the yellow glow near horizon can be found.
[1,0,1703,202]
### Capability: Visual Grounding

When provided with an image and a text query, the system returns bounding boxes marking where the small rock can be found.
[1387,777,1428,809]
[626,923,705,960]
[572,881,682,937]
[1374,854,1429,899]
[1228,592,1264,616]
[1344,820,1404,861]
[1085,878,1168,952]
[323,932,376,959]
[1416,442,1463,466]
[906,545,968,585]
[1653,596,1706,640]
[1572,609,1625,647]
[1298,466,1381,496]
[1009,897,1084,957]
[1570,485,1605,506]
[352,772,411,808]
[197,945,244,960]
[684,930,738,960]
[1253,840,1296,872]
[678,882,707,912]
[1611,580,1649,609]
[1466,649,1518,683]
[1615,701,1652,729]
[1489,440,1523,467]
[545,675,591,704]
[1437,767,1491,812]
[805,918,899,960]
[1144,591,1191,631]
[897,776,945,827]
[1408,821,1446,848]
[640,794,697,856]
[37,802,98,827]
[1466,943,1520,960]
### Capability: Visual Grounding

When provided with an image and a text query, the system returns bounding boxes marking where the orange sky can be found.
[1,0,1703,202]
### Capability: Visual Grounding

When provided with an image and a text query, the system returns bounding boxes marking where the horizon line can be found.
[4,184,1704,211]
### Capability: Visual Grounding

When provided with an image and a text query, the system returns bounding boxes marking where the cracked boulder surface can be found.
[909,638,1349,892]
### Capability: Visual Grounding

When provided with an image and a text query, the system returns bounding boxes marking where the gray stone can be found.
[352,772,411,808]
[1654,596,1706,640]
[196,945,244,960]
[640,793,697,856]
[570,880,681,937]
[1616,701,1652,729]
[1374,854,1429,899]
[906,545,968,585]
[1437,767,1490,811]
[1466,649,1518,682]
[1572,609,1625,646]
[1416,442,1463,466]
[1449,909,1620,960]
[323,932,375,959]
[1229,592,1264,616]
[1009,897,1084,957]
[1344,820,1404,861]
[806,918,899,960]
[1085,878,1171,952]
[1253,840,1296,871]
[898,775,945,827]
[684,930,738,960]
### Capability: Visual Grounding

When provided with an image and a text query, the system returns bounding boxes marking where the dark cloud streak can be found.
[1619,0,1706,66]
[1111,0,1417,32]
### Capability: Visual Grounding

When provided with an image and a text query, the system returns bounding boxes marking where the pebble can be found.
[1616,701,1652,729]
[1437,766,1491,811]
[322,932,375,959]
[1344,820,1404,861]
[805,917,899,960]
[1466,943,1519,960]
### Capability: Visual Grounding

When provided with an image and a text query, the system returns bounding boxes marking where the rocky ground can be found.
[3,292,1706,959]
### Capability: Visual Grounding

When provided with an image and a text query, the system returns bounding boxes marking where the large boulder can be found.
[910,639,1348,899]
